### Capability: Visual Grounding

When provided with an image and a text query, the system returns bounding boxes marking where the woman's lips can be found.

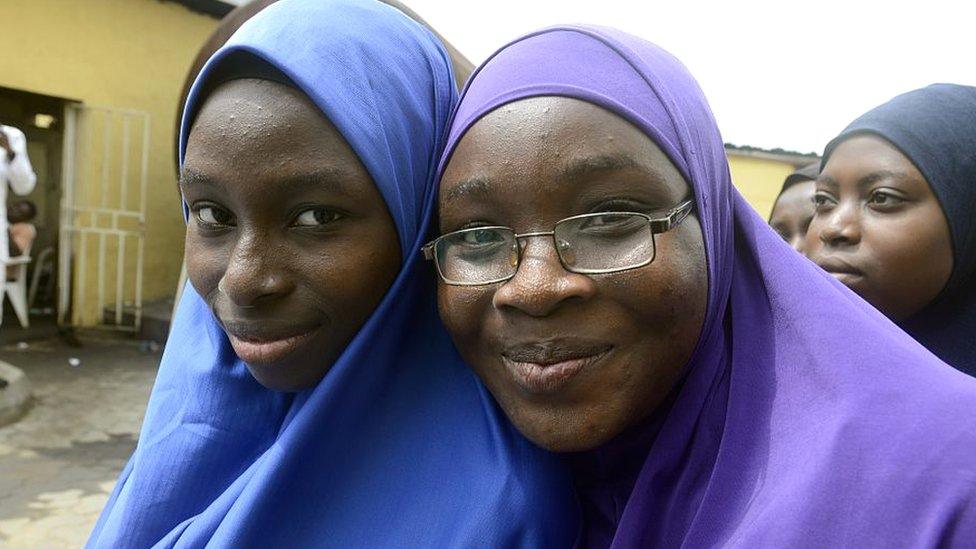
[829,271,864,286]
[815,257,865,286]
[501,342,612,395]
[222,321,321,366]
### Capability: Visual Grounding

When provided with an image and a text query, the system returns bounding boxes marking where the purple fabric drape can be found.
[438,26,976,547]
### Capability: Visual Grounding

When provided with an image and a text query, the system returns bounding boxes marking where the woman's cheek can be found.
[184,235,226,301]
[437,286,490,341]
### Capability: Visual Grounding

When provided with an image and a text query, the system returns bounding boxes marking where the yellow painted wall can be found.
[0,0,218,322]
[727,155,797,219]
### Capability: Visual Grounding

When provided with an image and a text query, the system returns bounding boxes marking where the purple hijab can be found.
[440,26,976,547]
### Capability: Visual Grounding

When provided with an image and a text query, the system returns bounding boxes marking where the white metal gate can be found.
[58,104,149,331]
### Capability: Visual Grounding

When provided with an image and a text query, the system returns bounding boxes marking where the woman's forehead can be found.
[441,96,689,197]
[823,134,928,190]
[458,96,645,142]
[193,78,309,125]
[828,134,911,165]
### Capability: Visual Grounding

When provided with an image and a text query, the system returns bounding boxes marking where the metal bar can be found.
[116,235,126,325]
[83,109,93,203]
[60,226,142,238]
[101,111,111,208]
[135,234,144,332]
[120,116,130,211]
[139,114,149,220]
[58,105,78,325]
[134,113,150,332]
[77,231,88,325]
[70,205,141,218]
[97,232,106,321]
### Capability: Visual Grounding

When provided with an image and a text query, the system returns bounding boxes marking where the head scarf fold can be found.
[440,26,976,547]
[778,160,819,198]
[88,2,575,547]
[784,161,820,188]
[822,84,976,375]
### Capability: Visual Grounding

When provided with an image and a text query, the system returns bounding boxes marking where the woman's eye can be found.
[196,206,233,226]
[583,214,613,227]
[868,190,904,207]
[589,199,650,215]
[460,228,505,247]
[586,214,628,226]
[579,213,644,234]
[294,207,342,227]
[812,192,835,210]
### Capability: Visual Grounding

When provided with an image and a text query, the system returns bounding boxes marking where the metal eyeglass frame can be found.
[422,199,695,286]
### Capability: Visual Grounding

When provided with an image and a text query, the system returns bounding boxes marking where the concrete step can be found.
[0,360,31,427]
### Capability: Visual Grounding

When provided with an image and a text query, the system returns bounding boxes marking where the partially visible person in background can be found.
[0,124,36,262]
[807,84,976,376]
[6,200,36,278]
[8,200,37,257]
[768,162,818,253]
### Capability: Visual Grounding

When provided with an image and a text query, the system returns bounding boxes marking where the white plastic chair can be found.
[1,244,32,328]
[28,246,54,310]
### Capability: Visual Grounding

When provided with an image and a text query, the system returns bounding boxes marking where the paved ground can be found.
[0,332,160,547]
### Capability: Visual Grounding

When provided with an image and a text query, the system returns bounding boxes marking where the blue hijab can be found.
[88,1,575,546]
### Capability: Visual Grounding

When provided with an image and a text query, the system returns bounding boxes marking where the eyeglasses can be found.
[423,200,694,286]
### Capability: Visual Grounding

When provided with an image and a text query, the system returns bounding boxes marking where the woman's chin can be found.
[509,406,624,454]
[245,360,330,392]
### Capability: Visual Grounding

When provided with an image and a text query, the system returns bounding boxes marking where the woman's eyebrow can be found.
[179,167,211,188]
[556,153,643,181]
[443,176,492,204]
[856,170,913,188]
[816,174,838,188]
[178,168,356,196]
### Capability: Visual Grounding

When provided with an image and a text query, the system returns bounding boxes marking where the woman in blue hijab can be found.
[88,1,575,546]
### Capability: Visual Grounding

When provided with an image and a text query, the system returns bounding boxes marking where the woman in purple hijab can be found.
[425,25,976,547]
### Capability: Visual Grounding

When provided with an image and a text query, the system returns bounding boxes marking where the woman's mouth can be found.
[222,321,322,365]
[501,341,612,395]
[829,271,864,286]
[815,257,866,287]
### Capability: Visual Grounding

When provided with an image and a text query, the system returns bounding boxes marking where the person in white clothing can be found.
[0,125,36,262]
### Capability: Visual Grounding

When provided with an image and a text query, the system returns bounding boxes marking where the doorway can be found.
[0,86,66,324]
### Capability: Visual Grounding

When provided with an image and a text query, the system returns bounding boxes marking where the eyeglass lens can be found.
[435,213,658,284]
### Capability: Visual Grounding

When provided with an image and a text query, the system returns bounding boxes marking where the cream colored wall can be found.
[0,0,217,321]
[727,155,797,219]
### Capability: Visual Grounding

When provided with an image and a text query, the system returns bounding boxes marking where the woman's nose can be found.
[492,236,596,317]
[218,230,293,307]
[789,233,806,253]
[818,201,862,248]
